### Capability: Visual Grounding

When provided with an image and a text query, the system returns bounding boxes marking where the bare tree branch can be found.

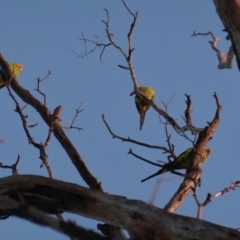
[0,175,238,240]
[213,0,240,70]
[61,102,84,131]
[0,196,109,240]
[7,85,54,178]
[35,71,51,106]
[164,93,221,213]
[192,31,234,69]
[79,9,205,134]
[102,114,169,150]
[0,53,102,191]
[193,181,240,220]
[0,155,20,175]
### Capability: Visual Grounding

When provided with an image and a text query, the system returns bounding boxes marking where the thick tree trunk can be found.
[0,175,239,240]
[213,0,240,69]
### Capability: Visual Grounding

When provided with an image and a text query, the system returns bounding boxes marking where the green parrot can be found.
[131,86,155,130]
[0,62,23,89]
[141,148,212,182]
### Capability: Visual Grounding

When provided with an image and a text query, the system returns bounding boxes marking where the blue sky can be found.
[1,1,240,239]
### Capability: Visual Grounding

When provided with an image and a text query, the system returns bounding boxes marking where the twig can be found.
[192,31,234,69]
[203,181,240,206]
[117,65,129,70]
[164,93,221,213]
[102,7,138,91]
[184,94,192,126]
[177,94,198,144]
[79,8,205,134]
[0,155,20,175]
[121,0,135,16]
[7,85,54,178]
[192,187,203,219]
[35,71,51,106]
[61,102,84,131]
[161,100,177,160]
[102,8,203,134]
[193,181,240,219]
[0,52,103,191]
[77,32,112,62]
[128,149,163,167]
[102,114,169,150]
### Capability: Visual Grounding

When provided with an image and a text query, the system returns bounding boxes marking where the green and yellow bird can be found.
[131,86,155,130]
[0,62,23,89]
[141,148,212,182]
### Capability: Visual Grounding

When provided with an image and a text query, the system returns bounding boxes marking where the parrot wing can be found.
[141,148,193,182]
[134,86,155,130]
[141,148,212,183]
[138,86,155,100]
[170,148,193,169]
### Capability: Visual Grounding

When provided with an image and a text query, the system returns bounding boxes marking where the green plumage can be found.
[141,148,212,182]
[0,62,23,89]
[134,86,155,130]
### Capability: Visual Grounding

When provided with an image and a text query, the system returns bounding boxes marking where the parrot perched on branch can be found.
[131,86,155,130]
[141,148,212,182]
[0,62,23,89]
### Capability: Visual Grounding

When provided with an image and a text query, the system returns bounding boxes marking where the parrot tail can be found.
[139,112,146,130]
[141,168,165,182]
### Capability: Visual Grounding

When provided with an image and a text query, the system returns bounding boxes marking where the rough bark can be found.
[213,0,240,69]
[0,175,239,240]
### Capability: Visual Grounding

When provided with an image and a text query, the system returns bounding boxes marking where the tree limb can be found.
[213,0,240,70]
[164,93,221,213]
[0,53,102,191]
[0,175,238,240]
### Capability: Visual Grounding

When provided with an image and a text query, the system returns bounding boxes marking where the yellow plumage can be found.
[132,86,155,130]
[0,62,23,89]
[141,148,212,182]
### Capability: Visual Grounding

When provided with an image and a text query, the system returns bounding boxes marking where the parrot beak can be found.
[16,64,23,71]
[206,149,212,157]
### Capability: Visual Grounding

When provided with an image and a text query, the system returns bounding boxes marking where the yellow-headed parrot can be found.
[131,86,155,130]
[141,148,212,182]
[0,62,23,89]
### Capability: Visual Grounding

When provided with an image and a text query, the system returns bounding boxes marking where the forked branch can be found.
[164,93,221,213]
[192,31,234,69]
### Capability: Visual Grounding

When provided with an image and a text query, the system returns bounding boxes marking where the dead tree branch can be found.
[0,53,102,191]
[102,114,169,150]
[0,175,238,240]
[192,31,234,69]
[79,6,204,134]
[61,102,84,131]
[0,196,109,240]
[164,93,221,213]
[0,155,20,175]
[213,0,240,70]
[35,71,51,106]
[7,85,54,178]
[193,181,240,219]
[76,32,112,62]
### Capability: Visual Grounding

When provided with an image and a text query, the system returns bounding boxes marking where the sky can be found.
[1,1,240,239]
